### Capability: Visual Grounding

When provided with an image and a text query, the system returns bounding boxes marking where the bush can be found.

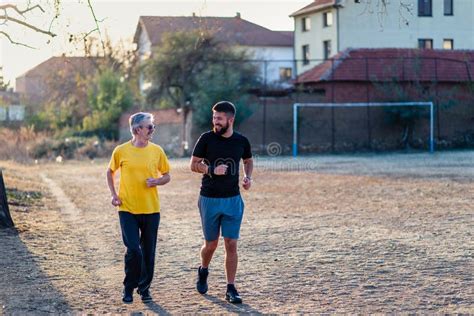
[0,126,49,162]
[31,136,116,160]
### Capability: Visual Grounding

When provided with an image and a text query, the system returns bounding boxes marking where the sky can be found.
[0,0,309,88]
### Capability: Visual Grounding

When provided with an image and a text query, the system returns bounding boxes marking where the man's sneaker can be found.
[137,289,153,302]
[225,284,242,304]
[122,288,133,304]
[196,266,209,294]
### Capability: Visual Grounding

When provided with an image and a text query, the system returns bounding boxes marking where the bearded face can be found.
[213,119,229,135]
[212,111,232,135]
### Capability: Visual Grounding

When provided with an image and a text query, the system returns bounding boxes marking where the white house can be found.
[133,14,294,92]
[291,0,474,75]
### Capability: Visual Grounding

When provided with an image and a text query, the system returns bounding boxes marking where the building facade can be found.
[292,0,474,75]
[133,14,295,93]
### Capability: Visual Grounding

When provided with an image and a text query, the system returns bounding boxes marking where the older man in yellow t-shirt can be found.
[106,112,171,304]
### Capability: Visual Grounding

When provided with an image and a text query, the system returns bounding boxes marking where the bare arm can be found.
[106,168,122,206]
[242,158,254,190]
[190,156,228,176]
[243,158,253,179]
[146,173,171,187]
[190,156,209,174]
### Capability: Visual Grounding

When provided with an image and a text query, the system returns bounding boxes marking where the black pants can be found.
[119,211,160,292]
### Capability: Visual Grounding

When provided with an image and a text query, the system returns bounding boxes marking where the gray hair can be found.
[129,112,154,135]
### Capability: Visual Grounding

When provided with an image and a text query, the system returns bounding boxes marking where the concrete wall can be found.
[245,46,295,85]
[340,0,474,50]
[294,7,339,74]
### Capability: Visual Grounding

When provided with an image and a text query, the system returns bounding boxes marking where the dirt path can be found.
[0,152,473,313]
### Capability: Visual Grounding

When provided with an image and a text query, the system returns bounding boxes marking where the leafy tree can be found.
[372,57,463,149]
[144,30,259,151]
[82,68,134,139]
[27,35,138,137]
[0,67,9,92]
[191,61,256,128]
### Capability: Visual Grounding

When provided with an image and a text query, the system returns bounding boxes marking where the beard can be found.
[213,121,229,136]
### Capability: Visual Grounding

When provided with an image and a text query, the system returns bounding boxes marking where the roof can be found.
[290,0,337,17]
[134,16,293,48]
[17,56,99,79]
[296,48,474,84]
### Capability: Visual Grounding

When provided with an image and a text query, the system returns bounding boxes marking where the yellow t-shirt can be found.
[108,141,170,214]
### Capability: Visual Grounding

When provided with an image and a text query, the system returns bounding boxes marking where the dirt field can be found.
[0,151,473,314]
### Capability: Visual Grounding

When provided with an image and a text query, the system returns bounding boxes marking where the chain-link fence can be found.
[235,56,474,155]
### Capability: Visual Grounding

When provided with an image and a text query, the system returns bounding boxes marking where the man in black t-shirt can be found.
[190,101,253,304]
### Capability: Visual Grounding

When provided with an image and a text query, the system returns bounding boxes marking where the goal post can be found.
[293,102,435,157]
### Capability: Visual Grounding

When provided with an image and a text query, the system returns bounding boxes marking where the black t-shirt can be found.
[192,131,252,198]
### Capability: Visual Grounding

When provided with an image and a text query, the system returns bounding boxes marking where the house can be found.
[16,56,100,105]
[294,48,474,150]
[0,91,22,122]
[291,0,474,75]
[133,14,294,92]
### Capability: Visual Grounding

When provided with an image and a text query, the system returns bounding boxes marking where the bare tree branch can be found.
[86,0,105,51]
[0,31,35,48]
[0,4,45,17]
[1,15,56,37]
[0,3,56,37]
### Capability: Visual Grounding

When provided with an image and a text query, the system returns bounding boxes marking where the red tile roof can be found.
[290,0,337,17]
[134,16,293,48]
[296,48,474,84]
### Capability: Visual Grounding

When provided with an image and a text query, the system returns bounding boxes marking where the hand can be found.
[111,194,122,206]
[242,176,252,190]
[214,164,228,176]
[146,178,157,187]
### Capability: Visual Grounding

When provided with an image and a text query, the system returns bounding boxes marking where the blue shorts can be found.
[198,195,244,241]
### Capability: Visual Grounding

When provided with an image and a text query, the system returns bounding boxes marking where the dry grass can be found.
[0,127,49,162]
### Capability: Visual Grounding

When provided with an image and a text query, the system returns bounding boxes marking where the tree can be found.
[0,1,102,48]
[0,67,9,91]
[372,56,461,150]
[144,31,259,152]
[27,34,138,136]
[82,68,134,139]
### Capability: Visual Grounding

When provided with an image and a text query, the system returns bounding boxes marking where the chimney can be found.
[236,12,241,19]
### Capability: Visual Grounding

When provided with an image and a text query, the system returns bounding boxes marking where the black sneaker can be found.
[122,288,133,304]
[196,266,209,294]
[225,284,242,304]
[137,289,152,302]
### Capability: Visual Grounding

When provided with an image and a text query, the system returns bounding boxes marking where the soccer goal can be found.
[292,102,435,157]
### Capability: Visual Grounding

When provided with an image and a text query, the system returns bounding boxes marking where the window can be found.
[302,17,311,31]
[279,68,293,81]
[302,45,310,65]
[443,39,454,50]
[323,11,333,27]
[418,0,432,16]
[323,40,332,60]
[444,0,453,15]
[418,39,433,49]
[0,107,6,121]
